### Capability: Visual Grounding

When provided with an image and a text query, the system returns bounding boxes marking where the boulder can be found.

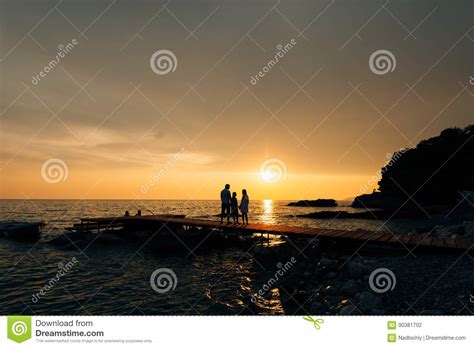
[321,285,337,296]
[338,305,362,315]
[319,256,335,268]
[310,301,329,314]
[351,192,383,208]
[359,291,382,312]
[325,272,337,279]
[349,262,364,278]
[341,280,358,296]
[462,221,474,239]
[432,225,460,238]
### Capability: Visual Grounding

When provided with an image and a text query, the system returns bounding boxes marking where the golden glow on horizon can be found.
[0,163,378,200]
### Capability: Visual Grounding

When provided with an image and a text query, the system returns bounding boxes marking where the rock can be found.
[434,227,448,237]
[351,192,383,208]
[341,280,358,296]
[338,305,362,315]
[432,224,461,238]
[319,257,335,268]
[359,291,382,312]
[340,299,350,306]
[321,285,336,296]
[325,272,337,279]
[287,199,337,207]
[310,301,328,313]
[462,221,474,239]
[349,262,364,278]
[314,267,328,279]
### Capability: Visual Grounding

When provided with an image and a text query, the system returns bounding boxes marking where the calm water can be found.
[0,200,436,315]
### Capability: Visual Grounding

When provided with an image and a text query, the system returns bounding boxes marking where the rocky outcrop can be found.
[351,192,383,208]
[379,126,473,206]
[352,125,473,210]
[288,199,337,207]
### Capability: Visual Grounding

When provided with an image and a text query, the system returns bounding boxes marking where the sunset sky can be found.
[0,0,472,200]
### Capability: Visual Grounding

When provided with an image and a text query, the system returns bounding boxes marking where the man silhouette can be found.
[220,184,231,224]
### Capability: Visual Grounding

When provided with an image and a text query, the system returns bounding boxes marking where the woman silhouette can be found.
[239,189,249,224]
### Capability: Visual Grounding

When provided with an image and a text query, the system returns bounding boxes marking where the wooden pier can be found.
[66,215,474,253]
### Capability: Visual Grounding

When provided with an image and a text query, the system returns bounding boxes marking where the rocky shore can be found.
[250,238,474,315]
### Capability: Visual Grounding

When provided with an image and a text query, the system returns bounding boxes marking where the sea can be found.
[0,199,440,315]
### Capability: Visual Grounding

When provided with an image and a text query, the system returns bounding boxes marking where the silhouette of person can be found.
[240,189,249,224]
[231,192,239,224]
[220,184,231,224]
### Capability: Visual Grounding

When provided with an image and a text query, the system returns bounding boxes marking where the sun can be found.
[260,159,287,183]
[261,169,275,183]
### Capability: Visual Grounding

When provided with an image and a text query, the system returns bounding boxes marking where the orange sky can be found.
[0,0,472,200]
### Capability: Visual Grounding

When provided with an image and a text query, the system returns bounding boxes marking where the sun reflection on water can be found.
[261,199,275,224]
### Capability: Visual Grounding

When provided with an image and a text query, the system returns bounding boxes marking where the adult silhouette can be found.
[220,184,231,224]
[240,189,249,224]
